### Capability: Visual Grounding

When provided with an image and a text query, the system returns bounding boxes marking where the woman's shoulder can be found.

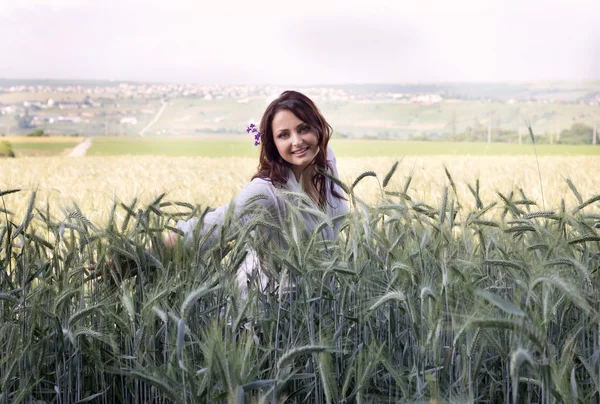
[247,176,274,189]
[326,145,339,170]
[326,145,336,161]
[234,177,279,205]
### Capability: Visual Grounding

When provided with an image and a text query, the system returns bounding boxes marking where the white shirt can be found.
[176,146,348,246]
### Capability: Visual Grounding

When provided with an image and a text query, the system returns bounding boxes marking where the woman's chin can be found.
[291,158,313,170]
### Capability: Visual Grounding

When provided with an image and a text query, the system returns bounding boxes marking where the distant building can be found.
[59,103,79,110]
[120,117,138,125]
[412,94,443,104]
[57,116,82,123]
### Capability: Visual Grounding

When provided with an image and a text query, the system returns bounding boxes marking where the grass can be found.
[4,135,600,158]
[87,136,262,157]
[12,142,79,154]
[3,136,82,157]
[1,136,83,144]
[1,167,600,403]
[83,137,600,157]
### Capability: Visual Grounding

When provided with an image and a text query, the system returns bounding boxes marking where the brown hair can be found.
[252,90,344,208]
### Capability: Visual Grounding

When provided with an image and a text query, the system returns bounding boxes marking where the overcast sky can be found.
[1,0,599,85]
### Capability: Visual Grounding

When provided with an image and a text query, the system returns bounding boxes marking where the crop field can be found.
[2,153,600,402]
[2,136,82,157]
[87,136,262,157]
[2,143,600,402]
[6,136,600,159]
[1,153,598,223]
[84,136,600,157]
[8,135,600,158]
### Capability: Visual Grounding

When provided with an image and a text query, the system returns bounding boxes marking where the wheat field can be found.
[2,154,600,402]
[2,155,598,224]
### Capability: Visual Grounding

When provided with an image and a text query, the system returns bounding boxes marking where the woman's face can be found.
[271,109,319,179]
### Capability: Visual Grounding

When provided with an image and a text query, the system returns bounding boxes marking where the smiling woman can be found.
[168,91,348,291]
[253,90,345,209]
[165,91,348,293]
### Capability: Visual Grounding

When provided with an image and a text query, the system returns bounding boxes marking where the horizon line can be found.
[2,77,600,87]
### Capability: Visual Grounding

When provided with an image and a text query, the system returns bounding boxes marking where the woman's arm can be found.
[169,178,282,247]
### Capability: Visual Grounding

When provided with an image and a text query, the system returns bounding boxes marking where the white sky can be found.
[1,0,599,85]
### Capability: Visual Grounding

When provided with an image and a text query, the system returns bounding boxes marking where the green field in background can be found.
[87,136,261,157]
[11,141,80,157]
[86,136,600,157]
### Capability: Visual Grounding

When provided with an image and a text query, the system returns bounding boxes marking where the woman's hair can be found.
[253,90,344,208]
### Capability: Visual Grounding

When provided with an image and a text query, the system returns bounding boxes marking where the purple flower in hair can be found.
[247,123,261,146]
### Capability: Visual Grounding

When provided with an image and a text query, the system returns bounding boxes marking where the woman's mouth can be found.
[291,147,309,156]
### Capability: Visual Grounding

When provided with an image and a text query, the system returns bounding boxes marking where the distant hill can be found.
[323,81,600,102]
[0,79,598,142]
[0,78,139,88]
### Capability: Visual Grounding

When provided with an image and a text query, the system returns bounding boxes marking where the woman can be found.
[169,90,348,293]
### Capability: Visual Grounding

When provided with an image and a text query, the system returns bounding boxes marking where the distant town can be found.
[1,80,599,139]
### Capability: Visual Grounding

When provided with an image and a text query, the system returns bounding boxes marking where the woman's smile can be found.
[291,147,309,156]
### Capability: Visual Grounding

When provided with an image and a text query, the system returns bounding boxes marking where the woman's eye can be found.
[278,133,289,139]
[300,126,309,133]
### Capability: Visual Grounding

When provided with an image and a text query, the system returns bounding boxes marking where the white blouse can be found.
[176,146,348,246]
